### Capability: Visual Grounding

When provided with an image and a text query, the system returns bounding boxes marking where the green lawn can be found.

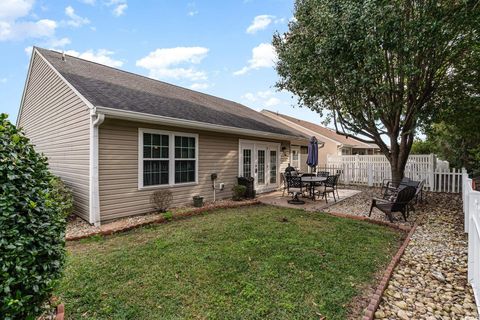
[58,205,402,320]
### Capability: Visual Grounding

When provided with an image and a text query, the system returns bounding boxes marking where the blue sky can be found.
[0,0,324,125]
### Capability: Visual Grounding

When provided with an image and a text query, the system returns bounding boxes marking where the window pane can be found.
[174,136,196,159]
[270,150,277,184]
[144,133,151,145]
[152,134,160,146]
[175,160,195,183]
[152,146,160,158]
[162,135,169,146]
[144,133,169,159]
[161,147,169,158]
[143,160,169,186]
[243,149,251,178]
[143,146,151,158]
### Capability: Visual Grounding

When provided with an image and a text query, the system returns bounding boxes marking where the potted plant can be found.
[193,195,204,207]
[232,185,247,201]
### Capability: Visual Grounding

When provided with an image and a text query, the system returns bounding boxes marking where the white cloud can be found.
[0,78,7,84]
[190,83,209,90]
[105,0,127,16]
[0,0,58,41]
[65,6,90,27]
[242,90,282,108]
[136,47,209,82]
[24,46,32,55]
[233,43,277,75]
[246,15,273,34]
[0,19,57,41]
[64,49,123,67]
[0,0,34,20]
[246,15,285,34]
[187,2,198,16]
[113,3,127,16]
[47,37,71,48]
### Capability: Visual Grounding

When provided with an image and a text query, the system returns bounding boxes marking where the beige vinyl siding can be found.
[98,118,288,221]
[318,141,339,166]
[17,52,91,220]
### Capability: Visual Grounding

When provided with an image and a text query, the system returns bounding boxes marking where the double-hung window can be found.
[139,129,198,188]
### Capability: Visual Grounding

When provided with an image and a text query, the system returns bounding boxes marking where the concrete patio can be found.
[258,188,361,212]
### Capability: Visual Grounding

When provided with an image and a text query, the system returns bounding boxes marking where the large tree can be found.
[273,0,479,181]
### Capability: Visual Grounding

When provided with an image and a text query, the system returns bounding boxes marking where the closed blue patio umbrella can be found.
[306,136,318,170]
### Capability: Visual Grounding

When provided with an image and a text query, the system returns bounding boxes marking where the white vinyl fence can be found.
[325,154,463,192]
[462,172,480,314]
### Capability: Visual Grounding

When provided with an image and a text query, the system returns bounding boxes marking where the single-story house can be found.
[261,110,381,166]
[17,47,309,226]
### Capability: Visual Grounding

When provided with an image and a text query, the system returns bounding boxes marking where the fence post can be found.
[427,153,435,191]
[367,163,373,187]
[463,168,470,233]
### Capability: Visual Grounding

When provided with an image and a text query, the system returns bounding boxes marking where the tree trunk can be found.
[387,134,410,186]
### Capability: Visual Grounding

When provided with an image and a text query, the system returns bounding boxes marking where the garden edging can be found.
[66,200,260,241]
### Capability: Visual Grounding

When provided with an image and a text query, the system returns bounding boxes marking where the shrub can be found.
[150,189,172,213]
[50,176,74,218]
[232,185,247,201]
[0,113,66,319]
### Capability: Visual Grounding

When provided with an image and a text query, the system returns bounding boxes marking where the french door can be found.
[239,140,280,193]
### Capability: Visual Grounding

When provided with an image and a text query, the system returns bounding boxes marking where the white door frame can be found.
[239,139,280,193]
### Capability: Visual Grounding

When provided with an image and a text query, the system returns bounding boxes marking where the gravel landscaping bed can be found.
[324,185,421,226]
[325,186,477,319]
[66,199,257,239]
[373,192,477,320]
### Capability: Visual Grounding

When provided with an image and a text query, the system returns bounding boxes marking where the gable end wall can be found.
[17,52,91,220]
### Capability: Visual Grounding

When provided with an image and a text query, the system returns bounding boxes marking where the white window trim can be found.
[138,128,199,190]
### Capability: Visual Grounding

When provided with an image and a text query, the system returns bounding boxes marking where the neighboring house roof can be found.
[261,110,378,148]
[35,48,303,138]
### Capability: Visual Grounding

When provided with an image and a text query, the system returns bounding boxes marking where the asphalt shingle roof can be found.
[262,110,377,148]
[37,48,303,138]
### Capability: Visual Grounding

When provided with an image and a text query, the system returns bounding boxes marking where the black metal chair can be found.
[317,171,329,177]
[369,186,417,222]
[286,175,305,204]
[333,173,341,199]
[316,175,337,203]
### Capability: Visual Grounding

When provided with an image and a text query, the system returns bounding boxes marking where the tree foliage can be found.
[0,113,69,319]
[273,0,479,180]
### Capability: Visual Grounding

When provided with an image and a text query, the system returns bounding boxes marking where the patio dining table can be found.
[301,175,327,200]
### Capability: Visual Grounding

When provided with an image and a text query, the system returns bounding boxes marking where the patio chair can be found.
[317,171,329,177]
[286,175,306,204]
[381,177,420,199]
[369,186,417,222]
[334,173,341,199]
[316,175,338,203]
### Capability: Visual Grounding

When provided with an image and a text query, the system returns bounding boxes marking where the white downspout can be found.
[89,110,105,226]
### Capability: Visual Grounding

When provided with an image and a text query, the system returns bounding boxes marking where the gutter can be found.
[95,105,307,144]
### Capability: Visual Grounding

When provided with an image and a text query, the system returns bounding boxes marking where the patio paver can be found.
[257,188,361,211]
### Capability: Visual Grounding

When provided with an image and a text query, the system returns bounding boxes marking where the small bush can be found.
[150,190,173,213]
[0,113,66,319]
[163,211,173,221]
[232,185,247,201]
[50,176,74,218]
